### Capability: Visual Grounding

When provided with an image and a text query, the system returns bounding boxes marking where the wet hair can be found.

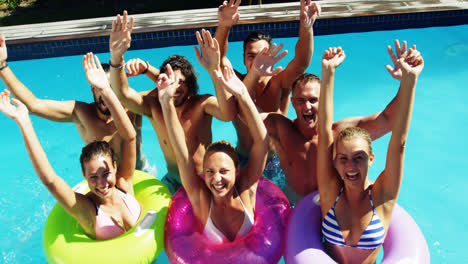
[101,63,110,73]
[160,55,199,95]
[292,73,321,94]
[243,31,272,56]
[79,141,116,174]
[335,127,373,155]
[203,140,239,168]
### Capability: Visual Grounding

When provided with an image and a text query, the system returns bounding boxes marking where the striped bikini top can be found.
[321,186,385,250]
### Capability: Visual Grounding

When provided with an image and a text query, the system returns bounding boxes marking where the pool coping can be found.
[3,0,468,61]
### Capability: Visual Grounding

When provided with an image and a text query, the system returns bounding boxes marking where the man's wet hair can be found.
[243,31,272,55]
[80,141,117,174]
[160,55,199,95]
[292,73,321,94]
[101,63,110,73]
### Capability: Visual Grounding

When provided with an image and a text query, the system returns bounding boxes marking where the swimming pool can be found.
[1,23,467,263]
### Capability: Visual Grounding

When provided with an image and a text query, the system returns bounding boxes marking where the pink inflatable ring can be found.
[285,191,430,264]
[165,177,291,264]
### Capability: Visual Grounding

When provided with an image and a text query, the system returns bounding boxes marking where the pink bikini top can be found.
[93,188,141,240]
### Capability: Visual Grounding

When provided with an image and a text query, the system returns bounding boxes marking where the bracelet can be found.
[141,61,149,74]
[109,60,124,69]
[0,61,8,71]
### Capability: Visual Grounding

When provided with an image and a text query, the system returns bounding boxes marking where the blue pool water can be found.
[1,24,467,263]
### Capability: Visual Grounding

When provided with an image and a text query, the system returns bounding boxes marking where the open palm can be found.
[0,90,29,122]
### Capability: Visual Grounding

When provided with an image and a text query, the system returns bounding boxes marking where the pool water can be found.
[1,24,467,263]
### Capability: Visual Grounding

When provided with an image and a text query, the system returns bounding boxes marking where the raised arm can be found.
[334,40,415,140]
[0,90,94,233]
[375,47,423,201]
[109,11,152,117]
[214,65,268,190]
[214,0,241,68]
[83,53,136,191]
[241,43,288,102]
[125,58,160,84]
[317,47,345,213]
[274,0,320,89]
[0,35,78,123]
[195,29,237,121]
[158,64,205,207]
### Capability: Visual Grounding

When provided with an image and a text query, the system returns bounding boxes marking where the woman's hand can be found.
[214,65,247,97]
[157,64,179,104]
[322,47,346,71]
[0,89,29,123]
[83,53,111,93]
[399,47,424,78]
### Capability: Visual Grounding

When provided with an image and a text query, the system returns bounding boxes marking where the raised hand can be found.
[157,64,179,103]
[218,0,241,27]
[83,52,111,92]
[399,48,424,77]
[322,47,345,70]
[214,65,247,97]
[124,58,149,77]
[0,89,29,122]
[195,29,221,72]
[251,43,288,76]
[300,0,321,28]
[110,10,134,59]
[0,35,7,65]
[385,40,416,80]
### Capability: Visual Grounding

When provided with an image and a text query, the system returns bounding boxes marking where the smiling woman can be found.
[0,52,141,241]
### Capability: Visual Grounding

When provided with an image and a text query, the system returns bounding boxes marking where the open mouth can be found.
[212,183,226,193]
[303,112,315,123]
[345,172,359,181]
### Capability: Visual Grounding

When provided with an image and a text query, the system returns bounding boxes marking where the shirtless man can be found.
[262,40,414,204]
[214,0,320,189]
[109,12,236,193]
[0,35,146,170]
[215,0,319,141]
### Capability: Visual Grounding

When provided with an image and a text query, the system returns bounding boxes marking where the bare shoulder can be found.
[264,112,293,129]
[197,93,217,107]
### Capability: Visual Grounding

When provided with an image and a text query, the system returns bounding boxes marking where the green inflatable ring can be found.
[43,170,171,264]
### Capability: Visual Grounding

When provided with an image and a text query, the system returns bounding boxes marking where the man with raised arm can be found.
[214,0,320,191]
[109,12,236,194]
[0,35,146,170]
[261,40,414,204]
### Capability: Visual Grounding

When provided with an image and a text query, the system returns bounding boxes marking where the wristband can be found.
[0,61,8,71]
[141,61,149,74]
[109,60,124,69]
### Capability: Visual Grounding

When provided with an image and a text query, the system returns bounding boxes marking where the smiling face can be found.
[83,155,117,199]
[243,40,270,72]
[203,151,239,198]
[334,137,374,187]
[291,80,320,131]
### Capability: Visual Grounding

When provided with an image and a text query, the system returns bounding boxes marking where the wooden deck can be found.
[2,0,468,44]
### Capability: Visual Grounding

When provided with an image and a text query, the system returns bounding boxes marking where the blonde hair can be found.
[336,127,373,154]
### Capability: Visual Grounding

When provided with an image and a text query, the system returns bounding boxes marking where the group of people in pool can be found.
[0,0,424,263]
